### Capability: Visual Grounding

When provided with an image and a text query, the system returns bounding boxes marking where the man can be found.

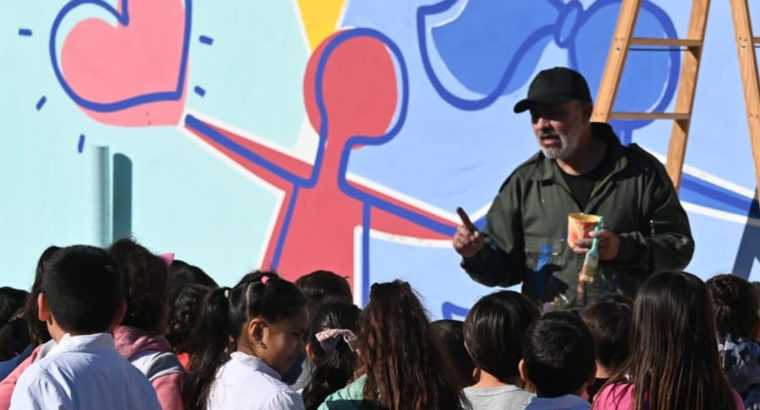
[453,67,694,309]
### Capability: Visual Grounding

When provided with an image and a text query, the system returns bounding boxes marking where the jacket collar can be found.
[531,122,628,182]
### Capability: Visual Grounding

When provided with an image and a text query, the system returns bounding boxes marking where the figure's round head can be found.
[303,30,405,144]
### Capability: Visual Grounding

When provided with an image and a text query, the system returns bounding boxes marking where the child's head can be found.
[0,286,29,360]
[464,290,540,386]
[520,311,595,398]
[302,298,360,410]
[166,283,212,352]
[108,238,169,335]
[431,319,476,389]
[0,309,29,360]
[39,245,124,336]
[25,246,60,345]
[182,271,307,410]
[579,299,631,375]
[0,287,28,326]
[169,260,217,291]
[617,271,736,410]
[358,280,461,410]
[295,270,352,310]
[707,273,759,338]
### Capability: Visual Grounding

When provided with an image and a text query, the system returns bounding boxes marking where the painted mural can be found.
[2,0,760,319]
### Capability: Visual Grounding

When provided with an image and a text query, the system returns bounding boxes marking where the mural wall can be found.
[3,0,760,318]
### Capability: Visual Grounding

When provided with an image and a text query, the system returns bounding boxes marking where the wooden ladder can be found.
[592,0,760,193]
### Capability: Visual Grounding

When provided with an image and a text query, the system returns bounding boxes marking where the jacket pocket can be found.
[524,236,566,271]
[524,236,569,303]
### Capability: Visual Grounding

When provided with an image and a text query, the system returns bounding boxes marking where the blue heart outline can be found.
[49,0,192,112]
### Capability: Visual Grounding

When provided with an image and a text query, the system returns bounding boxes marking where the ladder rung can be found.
[630,37,702,47]
[753,37,760,44]
[610,112,691,120]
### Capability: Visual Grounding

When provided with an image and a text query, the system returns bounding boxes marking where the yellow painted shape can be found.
[296,0,346,50]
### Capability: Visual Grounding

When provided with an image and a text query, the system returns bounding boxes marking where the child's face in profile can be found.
[259,307,309,375]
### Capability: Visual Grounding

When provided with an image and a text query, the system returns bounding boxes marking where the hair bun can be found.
[711,277,740,305]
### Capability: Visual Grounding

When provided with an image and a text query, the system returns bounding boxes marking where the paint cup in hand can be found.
[567,213,601,250]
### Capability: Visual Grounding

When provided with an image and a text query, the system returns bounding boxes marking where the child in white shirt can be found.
[9,245,160,410]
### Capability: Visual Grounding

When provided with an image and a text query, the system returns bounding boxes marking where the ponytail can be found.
[181,271,306,410]
[302,299,360,410]
[181,286,233,410]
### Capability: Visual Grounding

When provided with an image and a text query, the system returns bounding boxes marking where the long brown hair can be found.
[358,280,461,410]
[602,271,736,410]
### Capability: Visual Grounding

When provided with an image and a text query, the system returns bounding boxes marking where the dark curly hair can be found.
[706,273,758,338]
[166,283,212,352]
[107,238,169,335]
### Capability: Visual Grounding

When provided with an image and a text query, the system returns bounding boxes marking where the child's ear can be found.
[108,299,127,332]
[37,293,51,322]
[305,343,317,363]
[518,359,536,393]
[518,359,528,384]
[248,318,266,344]
[472,367,481,383]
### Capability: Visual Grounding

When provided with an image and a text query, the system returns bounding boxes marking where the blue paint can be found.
[199,35,213,45]
[417,0,680,121]
[680,173,753,216]
[535,243,554,301]
[732,192,760,278]
[185,114,308,186]
[270,187,300,270]
[430,0,557,96]
[441,302,469,320]
[18,29,32,36]
[194,86,206,97]
[35,96,47,111]
[77,134,85,153]
[49,0,192,111]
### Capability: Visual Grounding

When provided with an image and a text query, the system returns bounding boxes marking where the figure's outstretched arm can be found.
[184,114,312,190]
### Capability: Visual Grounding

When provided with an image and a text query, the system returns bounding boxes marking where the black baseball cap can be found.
[513,67,592,113]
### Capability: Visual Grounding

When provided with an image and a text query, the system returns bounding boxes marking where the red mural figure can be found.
[184,29,456,291]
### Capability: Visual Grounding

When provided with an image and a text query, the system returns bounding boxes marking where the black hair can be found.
[431,319,476,389]
[25,246,60,345]
[169,260,218,295]
[166,283,212,352]
[707,273,759,338]
[0,309,30,361]
[302,298,360,410]
[464,290,540,384]
[295,270,352,310]
[41,245,123,334]
[182,271,306,410]
[523,311,595,398]
[0,287,28,326]
[580,300,632,372]
[108,238,169,335]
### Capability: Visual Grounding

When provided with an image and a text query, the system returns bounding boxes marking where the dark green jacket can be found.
[463,123,694,308]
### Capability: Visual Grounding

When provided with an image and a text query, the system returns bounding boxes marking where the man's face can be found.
[530,100,589,160]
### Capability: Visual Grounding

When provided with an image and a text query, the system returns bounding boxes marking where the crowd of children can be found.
[1,240,759,409]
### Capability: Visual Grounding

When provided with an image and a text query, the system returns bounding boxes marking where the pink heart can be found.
[56,0,188,126]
